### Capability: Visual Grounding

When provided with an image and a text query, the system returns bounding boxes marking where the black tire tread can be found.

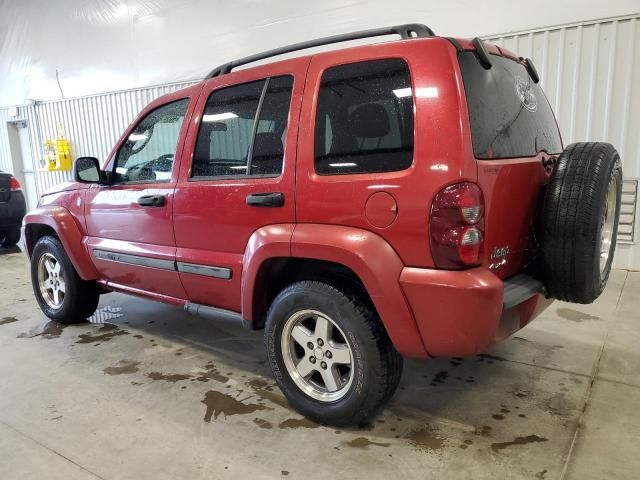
[265,280,402,427]
[31,236,100,324]
[542,142,622,303]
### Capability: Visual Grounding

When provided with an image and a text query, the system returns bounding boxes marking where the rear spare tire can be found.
[542,142,622,303]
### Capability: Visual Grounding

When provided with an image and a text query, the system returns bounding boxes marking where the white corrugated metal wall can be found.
[486,13,640,269]
[0,14,638,267]
[0,80,196,194]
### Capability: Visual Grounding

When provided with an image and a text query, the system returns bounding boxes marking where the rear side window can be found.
[192,76,293,178]
[314,58,414,175]
[459,52,562,159]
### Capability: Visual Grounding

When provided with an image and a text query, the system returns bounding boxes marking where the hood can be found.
[42,180,89,197]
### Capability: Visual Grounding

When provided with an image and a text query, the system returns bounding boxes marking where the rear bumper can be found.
[0,191,27,229]
[399,267,552,357]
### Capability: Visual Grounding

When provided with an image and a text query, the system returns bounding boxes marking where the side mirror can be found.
[74,157,102,184]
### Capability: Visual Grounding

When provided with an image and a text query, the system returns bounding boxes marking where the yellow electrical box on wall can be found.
[43,123,73,171]
[54,137,72,171]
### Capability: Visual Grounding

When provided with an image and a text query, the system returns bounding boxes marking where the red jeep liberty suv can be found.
[23,24,622,426]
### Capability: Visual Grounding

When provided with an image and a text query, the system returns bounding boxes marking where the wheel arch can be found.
[23,207,98,280]
[243,223,428,358]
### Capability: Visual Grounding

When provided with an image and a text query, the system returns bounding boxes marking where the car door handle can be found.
[246,192,285,207]
[137,195,166,207]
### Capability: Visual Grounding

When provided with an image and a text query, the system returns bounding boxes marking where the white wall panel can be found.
[487,14,640,269]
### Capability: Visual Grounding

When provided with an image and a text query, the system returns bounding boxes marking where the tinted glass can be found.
[459,52,562,159]
[250,76,294,175]
[314,58,414,175]
[114,99,188,183]
[193,80,263,178]
[192,75,293,178]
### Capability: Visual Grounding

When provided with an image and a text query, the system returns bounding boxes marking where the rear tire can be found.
[542,142,622,303]
[1,228,20,247]
[264,281,402,427]
[31,236,100,324]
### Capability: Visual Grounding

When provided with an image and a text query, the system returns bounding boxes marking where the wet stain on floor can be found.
[545,393,574,416]
[18,321,66,339]
[202,390,268,422]
[491,435,548,451]
[557,308,600,322]
[76,323,128,344]
[104,360,141,375]
[278,418,319,429]
[253,418,273,429]
[474,425,493,437]
[247,377,290,410]
[405,425,444,451]
[0,316,18,325]
[195,361,229,384]
[347,437,390,448]
[146,372,191,382]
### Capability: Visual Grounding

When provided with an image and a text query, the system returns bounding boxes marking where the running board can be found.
[503,274,544,310]
[183,302,247,328]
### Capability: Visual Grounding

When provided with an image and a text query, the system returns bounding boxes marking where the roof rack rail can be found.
[204,23,435,79]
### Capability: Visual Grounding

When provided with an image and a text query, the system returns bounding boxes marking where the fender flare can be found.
[242,224,295,321]
[242,223,428,358]
[23,206,98,280]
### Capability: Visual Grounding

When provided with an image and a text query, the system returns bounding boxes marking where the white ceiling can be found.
[1,0,638,106]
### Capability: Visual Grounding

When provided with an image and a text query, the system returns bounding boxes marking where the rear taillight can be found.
[9,176,21,191]
[430,182,484,268]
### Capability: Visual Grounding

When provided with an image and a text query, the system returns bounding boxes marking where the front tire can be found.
[31,236,100,324]
[264,281,402,427]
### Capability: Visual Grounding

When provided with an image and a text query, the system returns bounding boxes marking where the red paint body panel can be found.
[23,203,98,280]
[297,38,476,269]
[292,224,428,358]
[81,84,201,297]
[85,236,186,299]
[23,35,559,360]
[242,224,295,320]
[400,266,553,356]
[475,156,551,278]
[172,57,307,307]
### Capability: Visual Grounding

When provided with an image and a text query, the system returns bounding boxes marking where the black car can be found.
[0,171,27,247]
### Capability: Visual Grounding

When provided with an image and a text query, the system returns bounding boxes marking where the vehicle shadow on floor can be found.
[0,245,21,255]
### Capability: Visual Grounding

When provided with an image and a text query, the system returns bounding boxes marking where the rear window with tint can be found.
[459,52,562,159]
[314,58,414,175]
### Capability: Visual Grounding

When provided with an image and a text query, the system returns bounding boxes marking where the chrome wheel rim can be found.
[281,309,354,402]
[599,176,618,278]
[37,252,65,309]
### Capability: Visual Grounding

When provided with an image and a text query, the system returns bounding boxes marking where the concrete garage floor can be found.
[1,249,639,480]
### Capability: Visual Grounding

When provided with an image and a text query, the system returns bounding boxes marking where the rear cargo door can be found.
[458,51,563,278]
